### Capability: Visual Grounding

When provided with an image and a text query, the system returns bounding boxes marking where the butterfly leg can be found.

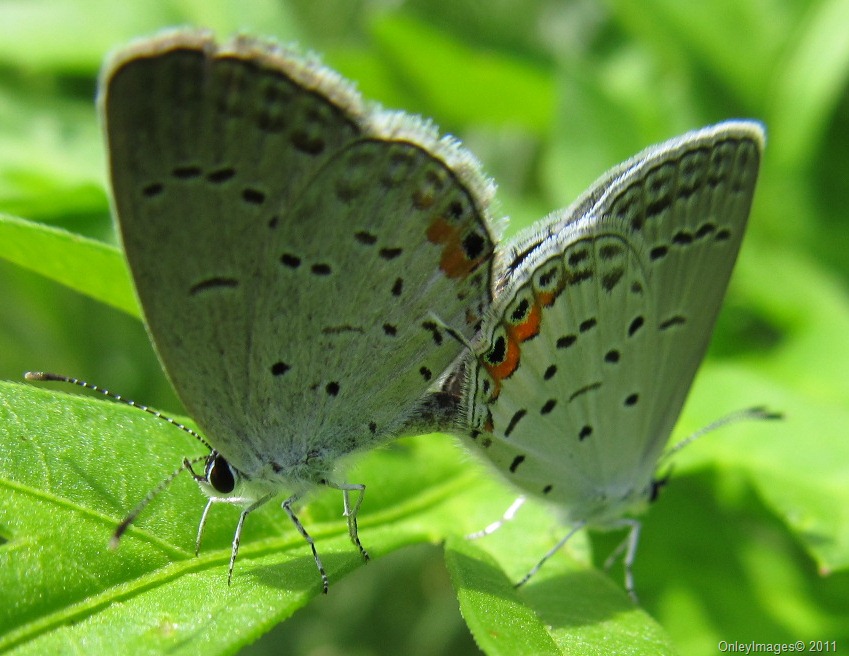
[467,496,527,539]
[515,521,587,587]
[603,518,642,602]
[225,493,274,586]
[195,498,215,556]
[282,493,330,594]
[325,481,370,562]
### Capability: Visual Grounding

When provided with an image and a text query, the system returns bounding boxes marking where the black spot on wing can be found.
[242,188,265,204]
[569,382,601,402]
[281,253,301,268]
[462,231,486,260]
[391,278,403,296]
[271,361,290,376]
[189,277,239,295]
[579,318,597,332]
[695,223,716,239]
[422,321,444,346]
[650,245,668,261]
[557,335,576,349]
[379,247,403,260]
[628,316,644,337]
[601,268,624,291]
[659,316,686,330]
[604,349,620,363]
[207,168,236,183]
[354,231,377,245]
[311,263,332,276]
[142,182,163,197]
[511,299,530,322]
[568,249,590,266]
[504,409,527,437]
[672,231,693,245]
[599,243,624,260]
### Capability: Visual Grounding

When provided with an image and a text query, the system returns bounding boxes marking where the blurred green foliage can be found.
[1,1,848,655]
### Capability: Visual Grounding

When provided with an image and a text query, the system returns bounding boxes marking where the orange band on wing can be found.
[536,289,557,307]
[427,215,481,279]
[426,215,454,244]
[508,300,541,342]
[483,333,520,382]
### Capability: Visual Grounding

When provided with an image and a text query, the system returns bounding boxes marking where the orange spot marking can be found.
[535,273,565,307]
[427,214,480,279]
[537,290,556,307]
[508,300,541,342]
[440,240,477,278]
[483,333,520,382]
[426,215,455,244]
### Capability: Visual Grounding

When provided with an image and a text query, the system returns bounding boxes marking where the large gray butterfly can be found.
[88,30,497,590]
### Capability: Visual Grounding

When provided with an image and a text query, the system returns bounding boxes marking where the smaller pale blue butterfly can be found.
[443,121,775,597]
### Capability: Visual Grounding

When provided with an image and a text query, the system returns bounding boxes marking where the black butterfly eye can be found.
[207,453,236,493]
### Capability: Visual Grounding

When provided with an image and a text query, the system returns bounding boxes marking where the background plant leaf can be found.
[0,214,137,316]
[0,380,480,654]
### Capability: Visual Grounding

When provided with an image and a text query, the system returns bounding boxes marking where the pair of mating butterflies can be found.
[31,30,766,597]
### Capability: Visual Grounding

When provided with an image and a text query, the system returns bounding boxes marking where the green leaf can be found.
[0,213,138,317]
[446,534,676,655]
[768,0,849,170]
[0,380,474,654]
[676,363,849,574]
[0,0,300,73]
[607,0,787,109]
[368,15,556,134]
